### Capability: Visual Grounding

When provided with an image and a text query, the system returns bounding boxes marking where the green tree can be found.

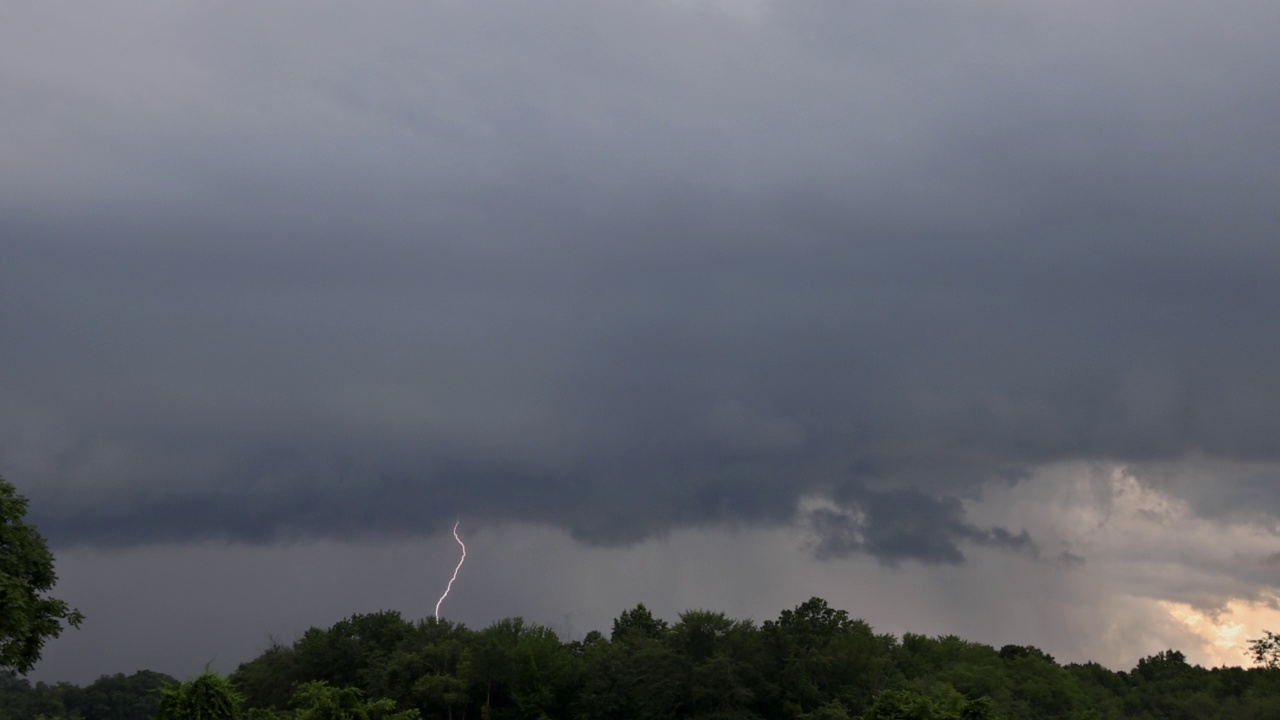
[293,612,414,692]
[464,617,528,720]
[73,671,176,720]
[368,618,471,720]
[233,640,303,711]
[762,598,894,719]
[582,638,686,720]
[611,605,669,643]
[289,681,418,720]
[861,689,940,720]
[511,625,573,720]
[157,672,242,720]
[669,610,758,719]
[0,475,83,674]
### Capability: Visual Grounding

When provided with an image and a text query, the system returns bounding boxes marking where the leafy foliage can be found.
[0,670,177,720]
[221,600,1280,720]
[157,672,242,720]
[0,475,83,674]
[289,681,418,720]
[10,598,1280,720]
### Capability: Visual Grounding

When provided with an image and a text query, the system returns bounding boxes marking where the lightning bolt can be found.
[434,520,466,619]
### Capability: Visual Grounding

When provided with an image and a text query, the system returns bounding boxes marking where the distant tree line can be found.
[0,670,174,720]
[7,597,1280,720]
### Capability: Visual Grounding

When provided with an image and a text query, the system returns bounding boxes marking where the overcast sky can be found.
[5,0,1280,684]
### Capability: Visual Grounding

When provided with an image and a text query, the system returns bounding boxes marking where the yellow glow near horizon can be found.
[1161,598,1280,667]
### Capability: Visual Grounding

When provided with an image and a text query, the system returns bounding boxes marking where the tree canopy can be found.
[0,474,83,674]
[7,595,1280,719]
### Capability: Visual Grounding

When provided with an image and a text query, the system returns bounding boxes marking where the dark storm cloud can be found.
[3,0,1280,563]
[809,485,1038,565]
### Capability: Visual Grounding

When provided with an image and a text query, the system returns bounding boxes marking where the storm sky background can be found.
[5,0,1280,683]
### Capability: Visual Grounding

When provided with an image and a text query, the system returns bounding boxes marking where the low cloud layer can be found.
[31,464,1280,684]
[3,0,1280,578]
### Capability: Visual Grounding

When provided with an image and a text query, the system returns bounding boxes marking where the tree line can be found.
[6,598,1280,720]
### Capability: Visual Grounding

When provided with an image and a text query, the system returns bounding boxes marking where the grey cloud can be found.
[809,485,1038,565]
[3,0,1280,565]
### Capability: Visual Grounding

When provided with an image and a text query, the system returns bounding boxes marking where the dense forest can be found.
[5,597,1280,720]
